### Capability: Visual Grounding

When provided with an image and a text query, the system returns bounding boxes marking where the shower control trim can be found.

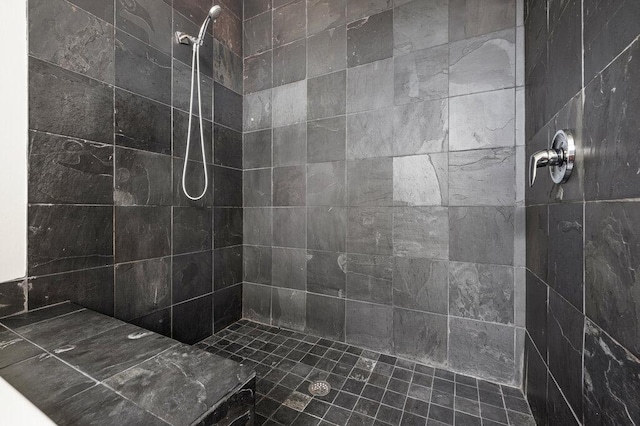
[529,130,575,187]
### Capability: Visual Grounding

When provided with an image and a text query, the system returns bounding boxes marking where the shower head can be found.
[209,5,222,19]
[196,5,222,41]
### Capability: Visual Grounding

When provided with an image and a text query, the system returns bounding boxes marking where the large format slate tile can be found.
[273,207,306,248]
[393,257,448,314]
[272,247,306,290]
[214,246,243,291]
[214,40,243,95]
[346,300,393,352]
[244,168,272,207]
[394,45,448,105]
[244,246,272,285]
[273,166,306,206]
[347,207,393,255]
[393,99,448,156]
[0,303,83,329]
[173,207,212,254]
[273,80,307,127]
[28,131,113,204]
[347,10,393,67]
[244,208,273,246]
[114,147,172,206]
[308,207,347,252]
[0,329,43,369]
[393,0,448,55]
[273,39,307,87]
[244,11,272,57]
[347,109,394,159]
[347,0,392,22]
[307,250,347,297]
[214,83,243,132]
[393,308,447,365]
[308,70,347,120]
[393,154,448,206]
[449,0,515,41]
[273,122,307,166]
[308,0,346,35]
[393,207,449,259]
[29,0,115,83]
[28,205,113,276]
[307,161,346,206]
[175,294,214,343]
[29,58,113,144]
[172,251,213,303]
[114,206,171,262]
[0,281,26,318]
[244,130,272,169]
[66,0,114,23]
[115,89,171,155]
[346,253,392,305]
[308,25,347,78]
[347,58,394,113]
[105,345,253,425]
[273,0,306,47]
[243,283,271,324]
[115,0,172,55]
[213,207,243,248]
[306,293,345,341]
[347,158,393,206]
[272,288,306,331]
[245,50,273,94]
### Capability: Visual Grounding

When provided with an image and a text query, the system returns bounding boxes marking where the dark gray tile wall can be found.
[1,0,245,345]
[242,0,525,386]
[524,0,640,424]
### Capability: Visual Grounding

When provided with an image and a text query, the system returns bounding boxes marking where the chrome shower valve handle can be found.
[529,130,575,187]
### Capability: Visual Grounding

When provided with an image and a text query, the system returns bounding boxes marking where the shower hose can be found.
[181,40,208,201]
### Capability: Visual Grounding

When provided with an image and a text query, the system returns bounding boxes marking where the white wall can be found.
[0,0,28,283]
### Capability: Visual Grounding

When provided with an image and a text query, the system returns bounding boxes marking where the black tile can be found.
[172,108,213,162]
[172,57,213,119]
[244,11,272,57]
[214,124,243,169]
[114,89,171,154]
[335,391,359,410]
[306,293,345,341]
[114,147,172,206]
[214,246,243,290]
[0,302,83,329]
[213,39,243,94]
[478,389,503,408]
[115,257,171,321]
[325,405,352,424]
[214,166,243,207]
[454,411,481,426]
[115,206,171,262]
[173,206,212,254]
[115,30,171,104]
[67,0,114,23]
[388,378,409,395]
[377,405,402,426]
[29,205,113,275]
[525,269,547,360]
[172,251,213,303]
[213,4,243,57]
[307,250,346,297]
[214,208,243,247]
[428,404,453,425]
[524,335,547,426]
[28,131,113,204]
[172,294,213,344]
[399,412,426,426]
[353,397,379,418]
[130,308,171,337]
[431,389,454,410]
[525,205,548,281]
[382,390,406,410]
[214,82,242,132]
[273,39,307,86]
[214,284,242,331]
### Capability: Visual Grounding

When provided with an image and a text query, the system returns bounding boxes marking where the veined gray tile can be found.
[394,308,447,365]
[243,89,272,131]
[346,301,393,352]
[213,40,243,94]
[243,130,272,169]
[307,161,347,206]
[393,153,448,206]
[393,99,448,155]
[393,257,448,314]
[116,0,172,55]
[449,206,514,265]
[449,317,515,384]
[346,0,392,22]
[450,89,515,151]
[308,0,346,35]
[307,207,347,251]
[114,148,172,206]
[449,148,515,206]
[347,58,394,113]
[308,25,348,78]
[308,70,347,120]
[273,0,306,47]
[394,0,448,55]
[244,246,272,285]
[272,247,306,290]
[273,80,307,127]
[308,117,347,163]
[273,207,306,248]
[393,207,449,259]
[307,250,347,297]
[449,0,516,41]
[347,108,394,159]
[394,45,449,105]
[274,166,306,206]
[272,288,306,331]
[346,253,393,305]
[244,50,272,94]
[449,28,516,96]
[449,262,514,324]
[347,158,393,206]
[243,282,271,323]
[244,11,272,57]
[347,207,393,255]
[243,168,271,207]
[273,39,307,86]
[243,208,272,246]
[347,10,393,67]
[273,123,307,166]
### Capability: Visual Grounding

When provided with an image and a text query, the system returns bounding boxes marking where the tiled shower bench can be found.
[0,303,255,425]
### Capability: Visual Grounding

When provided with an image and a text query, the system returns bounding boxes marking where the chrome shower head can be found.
[196,5,222,41]
[209,5,222,19]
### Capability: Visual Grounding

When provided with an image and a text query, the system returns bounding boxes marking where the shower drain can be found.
[308,380,331,396]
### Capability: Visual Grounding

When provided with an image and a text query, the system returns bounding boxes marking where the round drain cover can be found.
[308,380,331,396]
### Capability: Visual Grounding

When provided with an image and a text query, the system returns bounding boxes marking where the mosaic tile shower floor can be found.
[196,320,536,426]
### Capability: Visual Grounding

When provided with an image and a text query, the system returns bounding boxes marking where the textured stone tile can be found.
[212,167,240,206]
[213,245,243,291]
[346,0,392,22]
[308,70,347,120]
[213,208,242,248]
[394,0,448,55]
[273,0,306,46]
[585,201,640,358]
[172,108,212,161]
[307,161,346,206]
[308,207,347,251]
[393,154,448,206]
[213,4,243,57]
[243,282,271,323]
[0,281,27,318]
[347,10,393,67]
[449,317,515,384]
[214,40,243,94]
[394,45,448,105]
[449,206,514,265]
[347,109,394,159]
[244,11,272,57]
[308,25,348,78]
[272,247,306,290]
[346,301,393,352]
[449,0,515,41]
[347,207,393,255]
[172,59,213,119]
[306,293,345,340]
[243,89,272,131]
[213,124,242,169]
[114,148,172,206]
[449,89,515,151]
[114,257,171,321]
[394,308,447,364]
[273,39,307,86]
[273,80,307,127]
[243,130,272,169]
[213,284,242,332]
[347,58,394,113]
[244,0,272,19]
[273,122,307,166]
[584,318,640,426]
[347,158,393,206]
[117,0,172,54]
[346,254,393,305]
[29,0,115,83]
[273,207,306,248]
[214,83,243,132]
[308,0,346,35]
[272,288,306,331]
[244,246,272,285]
[172,251,213,305]
[393,257,448,314]
[449,28,516,96]
[244,168,271,207]
[308,117,347,163]
[449,148,515,206]
[244,208,272,246]
[449,262,514,324]
[307,250,347,297]
[244,50,272,94]
[273,166,306,206]
[66,0,114,23]
[393,207,448,259]
[393,99,448,155]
